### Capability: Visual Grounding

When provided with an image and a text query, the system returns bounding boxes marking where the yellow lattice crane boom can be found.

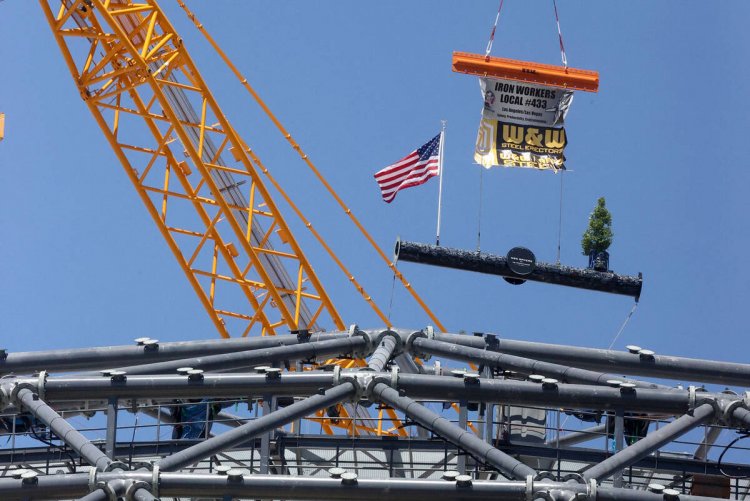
[40,0,345,337]
[37,0,454,437]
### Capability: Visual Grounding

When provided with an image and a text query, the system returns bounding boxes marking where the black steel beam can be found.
[395,240,642,298]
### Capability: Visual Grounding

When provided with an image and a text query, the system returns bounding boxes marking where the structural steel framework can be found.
[1,327,750,500]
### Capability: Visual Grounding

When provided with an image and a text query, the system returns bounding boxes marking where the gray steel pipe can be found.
[412,337,668,389]
[157,381,357,471]
[14,388,112,471]
[732,406,750,429]
[368,335,399,372]
[583,403,717,481]
[395,240,643,298]
[546,424,607,448]
[0,473,558,501]
[105,336,367,375]
[396,374,695,413]
[370,382,536,479]
[0,333,346,375]
[433,332,487,349]
[456,336,750,387]
[0,473,730,501]
[42,372,336,400]
[132,487,158,501]
[76,482,156,501]
[76,479,129,501]
[596,487,726,501]
[156,474,537,500]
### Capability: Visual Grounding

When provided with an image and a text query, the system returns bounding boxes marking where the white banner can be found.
[480,77,574,127]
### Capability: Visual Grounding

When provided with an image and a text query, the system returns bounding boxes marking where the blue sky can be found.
[0,1,748,381]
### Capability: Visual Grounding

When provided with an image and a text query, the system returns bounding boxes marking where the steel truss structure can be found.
[1,328,750,500]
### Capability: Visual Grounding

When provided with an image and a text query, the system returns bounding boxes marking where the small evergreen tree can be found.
[581,197,613,255]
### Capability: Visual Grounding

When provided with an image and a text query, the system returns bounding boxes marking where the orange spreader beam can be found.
[452,52,599,93]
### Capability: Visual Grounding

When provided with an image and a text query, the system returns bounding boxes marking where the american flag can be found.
[374,134,441,203]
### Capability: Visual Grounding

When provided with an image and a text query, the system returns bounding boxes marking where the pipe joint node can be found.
[381,329,406,355]
[151,463,160,498]
[425,325,435,340]
[10,382,38,406]
[561,473,586,485]
[526,474,534,501]
[339,372,367,402]
[535,471,557,482]
[95,480,118,501]
[348,326,373,358]
[37,371,47,402]
[0,381,14,411]
[404,329,426,356]
[104,460,129,472]
[88,468,98,492]
[688,385,697,410]
[125,481,151,500]
[717,396,745,426]
[690,386,717,413]
[589,479,597,501]
[365,373,392,399]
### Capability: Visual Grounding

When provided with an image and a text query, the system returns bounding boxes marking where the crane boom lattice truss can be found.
[40,0,345,338]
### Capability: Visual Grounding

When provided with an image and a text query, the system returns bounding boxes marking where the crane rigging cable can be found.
[484,0,569,68]
[552,0,568,68]
[174,0,447,333]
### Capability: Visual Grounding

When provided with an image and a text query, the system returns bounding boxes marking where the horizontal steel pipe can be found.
[0,473,93,500]
[0,473,556,501]
[157,381,357,471]
[371,382,536,479]
[472,336,750,387]
[0,333,346,375]
[395,241,642,298]
[596,487,726,501]
[106,336,366,375]
[412,337,668,390]
[583,403,717,481]
[41,372,336,400]
[0,472,730,501]
[396,374,695,413]
[157,475,535,500]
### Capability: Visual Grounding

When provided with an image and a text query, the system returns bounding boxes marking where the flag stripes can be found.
[374,134,441,203]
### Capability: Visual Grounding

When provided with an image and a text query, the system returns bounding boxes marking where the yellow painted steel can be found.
[39,0,345,337]
[38,0,428,437]
[0,113,5,141]
[175,0,447,333]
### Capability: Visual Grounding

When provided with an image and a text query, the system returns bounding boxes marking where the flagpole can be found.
[435,120,446,246]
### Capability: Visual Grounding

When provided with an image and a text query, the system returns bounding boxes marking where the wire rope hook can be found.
[552,0,569,69]
[484,0,505,61]
[607,302,639,350]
